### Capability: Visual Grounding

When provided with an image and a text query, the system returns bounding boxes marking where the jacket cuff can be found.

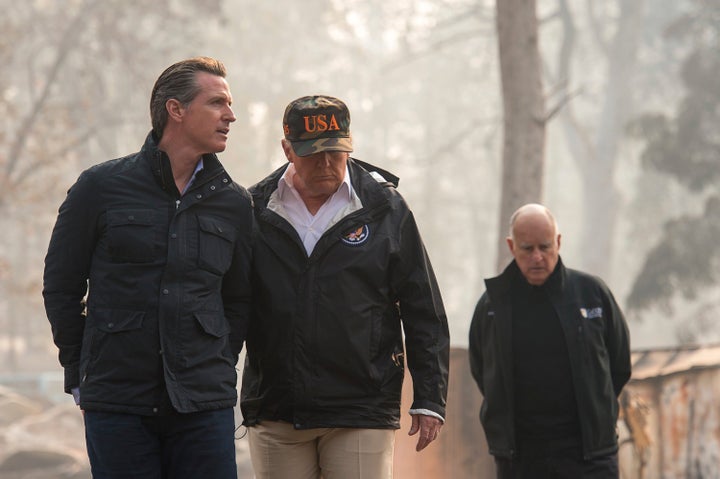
[409,408,445,423]
[64,365,80,394]
[410,399,446,419]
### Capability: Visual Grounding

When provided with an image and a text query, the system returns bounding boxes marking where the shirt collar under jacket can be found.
[269,163,362,255]
[276,163,353,202]
[181,158,205,195]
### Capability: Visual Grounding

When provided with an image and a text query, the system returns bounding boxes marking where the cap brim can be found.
[291,137,353,157]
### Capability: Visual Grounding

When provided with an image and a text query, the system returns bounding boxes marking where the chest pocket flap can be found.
[107,209,156,227]
[106,209,160,263]
[197,216,237,275]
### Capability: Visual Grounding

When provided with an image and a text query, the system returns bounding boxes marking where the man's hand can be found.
[408,414,443,452]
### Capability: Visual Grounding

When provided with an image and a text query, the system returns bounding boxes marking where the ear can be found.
[281,139,294,163]
[166,99,184,122]
[506,236,514,254]
[556,234,562,251]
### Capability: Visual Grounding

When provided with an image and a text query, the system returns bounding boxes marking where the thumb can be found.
[408,414,420,436]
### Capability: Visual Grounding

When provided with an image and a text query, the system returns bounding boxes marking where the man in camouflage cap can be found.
[241,95,450,479]
[282,95,353,156]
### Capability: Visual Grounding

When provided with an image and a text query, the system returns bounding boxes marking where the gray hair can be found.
[508,203,559,240]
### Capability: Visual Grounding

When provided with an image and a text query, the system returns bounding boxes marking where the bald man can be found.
[468,204,631,479]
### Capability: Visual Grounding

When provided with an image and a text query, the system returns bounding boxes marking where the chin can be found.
[526,274,548,285]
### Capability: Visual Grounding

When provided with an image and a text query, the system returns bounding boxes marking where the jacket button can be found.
[162,289,169,295]
[128,215,135,221]
[210,185,216,191]
[196,194,203,199]
[107,322,114,329]
[152,407,158,414]
[222,178,229,183]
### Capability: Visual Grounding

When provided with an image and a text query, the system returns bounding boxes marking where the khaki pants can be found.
[248,421,395,479]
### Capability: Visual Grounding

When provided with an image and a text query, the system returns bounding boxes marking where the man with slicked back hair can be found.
[43,57,252,478]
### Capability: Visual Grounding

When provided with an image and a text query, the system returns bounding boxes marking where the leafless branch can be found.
[5,0,97,180]
[545,86,583,122]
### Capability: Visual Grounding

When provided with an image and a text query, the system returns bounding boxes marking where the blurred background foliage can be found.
[0,0,719,374]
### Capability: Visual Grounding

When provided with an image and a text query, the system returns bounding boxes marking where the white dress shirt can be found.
[267,164,362,255]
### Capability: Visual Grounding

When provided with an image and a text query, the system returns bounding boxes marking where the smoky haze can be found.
[2,0,717,372]
[2,0,717,370]
[0,0,719,475]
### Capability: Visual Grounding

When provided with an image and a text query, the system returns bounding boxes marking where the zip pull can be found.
[175,199,180,210]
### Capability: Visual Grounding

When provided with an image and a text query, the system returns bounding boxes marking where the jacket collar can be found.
[486,257,566,297]
[141,131,227,195]
[250,157,399,212]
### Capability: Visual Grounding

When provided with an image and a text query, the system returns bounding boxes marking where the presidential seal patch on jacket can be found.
[341,225,370,246]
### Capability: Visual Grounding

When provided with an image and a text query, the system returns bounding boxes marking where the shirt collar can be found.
[181,158,205,195]
[277,163,352,201]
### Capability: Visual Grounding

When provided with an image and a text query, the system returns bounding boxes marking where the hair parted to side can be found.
[150,57,227,138]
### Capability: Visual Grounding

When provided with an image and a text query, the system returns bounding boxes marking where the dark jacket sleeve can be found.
[221,188,254,359]
[42,170,99,393]
[468,294,488,395]
[600,283,632,396]
[390,198,450,418]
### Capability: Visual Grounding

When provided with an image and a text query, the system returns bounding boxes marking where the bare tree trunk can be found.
[579,0,645,278]
[495,0,546,272]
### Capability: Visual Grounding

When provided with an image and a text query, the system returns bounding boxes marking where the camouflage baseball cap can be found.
[283,95,353,157]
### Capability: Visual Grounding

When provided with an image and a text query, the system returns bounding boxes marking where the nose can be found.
[225,105,236,123]
[320,152,333,166]
[531,248,543,261]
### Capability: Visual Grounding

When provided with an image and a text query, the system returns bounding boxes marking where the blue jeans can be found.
[84,408,237,479]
